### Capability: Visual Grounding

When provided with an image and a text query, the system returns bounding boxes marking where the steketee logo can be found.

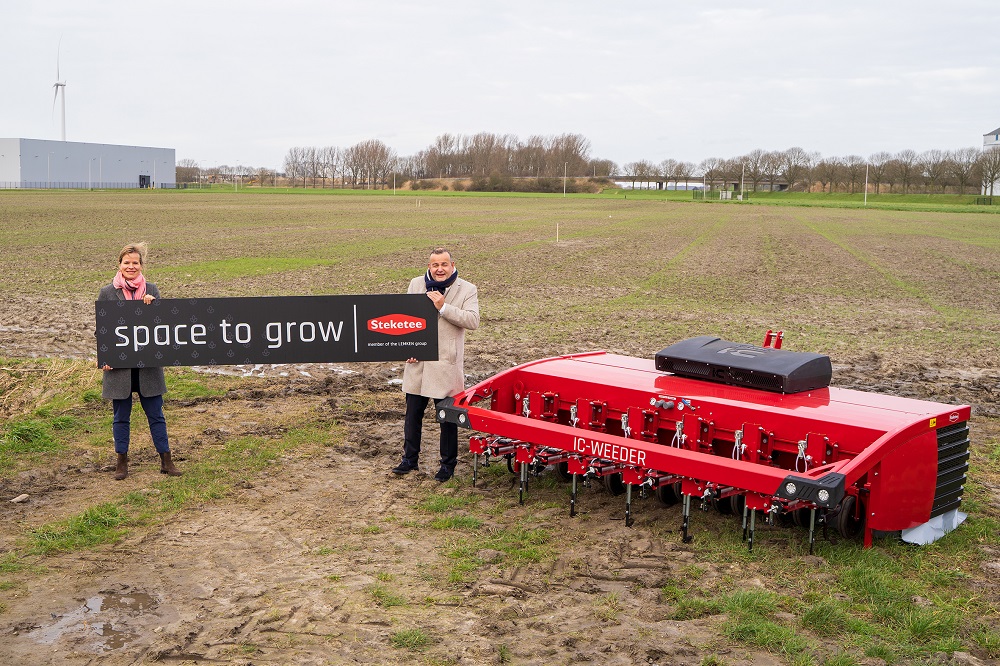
[368,314,427,336]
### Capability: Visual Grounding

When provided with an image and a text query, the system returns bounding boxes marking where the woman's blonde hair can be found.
[118,242,149,265]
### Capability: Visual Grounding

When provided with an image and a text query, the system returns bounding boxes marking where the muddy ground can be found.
[0,294,998,666]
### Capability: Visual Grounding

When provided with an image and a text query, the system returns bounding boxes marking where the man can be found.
[393,247,480,482]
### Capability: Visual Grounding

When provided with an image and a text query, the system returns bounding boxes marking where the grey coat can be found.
[402,276,480,399]
[98,283,168,400]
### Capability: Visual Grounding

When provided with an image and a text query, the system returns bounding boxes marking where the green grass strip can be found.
[20,426,328,557]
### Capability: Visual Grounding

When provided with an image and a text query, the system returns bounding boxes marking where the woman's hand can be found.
[143,294,156,305]
[100,364,112,372]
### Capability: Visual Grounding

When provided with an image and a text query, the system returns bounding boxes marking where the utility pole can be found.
[864,164,869,207]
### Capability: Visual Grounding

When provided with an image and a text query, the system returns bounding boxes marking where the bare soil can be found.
[1,292,998,666]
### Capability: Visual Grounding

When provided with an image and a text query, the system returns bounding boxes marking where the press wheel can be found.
[603,472,626,496]
[791,507,811,528]
[716,494,744,515]
[835,495,864,539]
[655,481,682,506]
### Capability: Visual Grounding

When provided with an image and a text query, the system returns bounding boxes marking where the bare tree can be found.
[318,146,339,188]
[814,157,843,193]
[256,166,274,187]
[675,161,696,190]
[235,163,253,186]
[949,147,981,194]
[397,151,428,184]
[587,158,617,178]
[551,133,591,176]
[427,134,458,179]
[345,139,397,189]
[720,158,743,190]
[882,158,900,193]
[893,149,920,193]
[623,160,655,189]
[517,135,548,178]
[779,147,813,191]
[981,148,1000,196]
[742,149,766,191]
[763,151,783,191]
[868,152,892,194]
[341,144,363,188]
[466,132,504,177]
[919,149,949,193]
[283,147,308,188]
[304,147,321,188]
[176,158,199,184]
[361,132,612,183]
[659,158,679,188]
[842,155,866,194]
[698,157,724,189]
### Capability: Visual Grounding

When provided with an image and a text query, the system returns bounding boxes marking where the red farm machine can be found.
[437,334,971,551]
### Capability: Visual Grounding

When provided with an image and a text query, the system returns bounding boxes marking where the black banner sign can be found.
[95,295,438,368]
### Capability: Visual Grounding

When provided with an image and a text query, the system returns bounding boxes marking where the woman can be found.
[98,242,181,480]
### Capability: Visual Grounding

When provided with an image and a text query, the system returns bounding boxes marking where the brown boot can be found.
[159,451,182,476]
[114,453,128,480]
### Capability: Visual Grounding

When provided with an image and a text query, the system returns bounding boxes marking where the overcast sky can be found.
[3,1,998,170]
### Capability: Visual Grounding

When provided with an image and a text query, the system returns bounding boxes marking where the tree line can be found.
[178,135,1000,195]
[178,133,614,190]
[276,133,616,190]
[622,146,1000,195]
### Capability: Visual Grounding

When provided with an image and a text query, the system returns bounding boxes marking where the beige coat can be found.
[402,276,480,398]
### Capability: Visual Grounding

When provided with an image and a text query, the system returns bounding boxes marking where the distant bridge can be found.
[609,175,789,191]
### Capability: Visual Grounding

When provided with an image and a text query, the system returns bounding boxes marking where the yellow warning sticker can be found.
[929,418,937,428]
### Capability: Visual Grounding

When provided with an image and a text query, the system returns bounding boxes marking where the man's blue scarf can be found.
[425,268,458,293]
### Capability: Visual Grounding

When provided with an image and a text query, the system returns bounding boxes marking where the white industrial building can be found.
[985,127,1000,151]
[0,138,175,189]
[985,126,1000,196]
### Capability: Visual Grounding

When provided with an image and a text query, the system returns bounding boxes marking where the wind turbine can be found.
[52,42,66,141]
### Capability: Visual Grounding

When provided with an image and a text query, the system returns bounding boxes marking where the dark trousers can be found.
[403,393,458,470]
[112,393,170,455]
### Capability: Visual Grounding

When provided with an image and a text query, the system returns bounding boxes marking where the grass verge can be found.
[12,425,330,559]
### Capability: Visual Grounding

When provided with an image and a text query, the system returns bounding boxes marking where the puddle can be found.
[28,590,157,652]
[93,591,156,613]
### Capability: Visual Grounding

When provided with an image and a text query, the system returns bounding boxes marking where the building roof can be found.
[985,127,1000,136]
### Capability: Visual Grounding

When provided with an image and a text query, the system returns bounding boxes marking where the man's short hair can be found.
[430,247,453,262]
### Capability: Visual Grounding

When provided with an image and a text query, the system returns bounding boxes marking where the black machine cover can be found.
[654,336,832,394]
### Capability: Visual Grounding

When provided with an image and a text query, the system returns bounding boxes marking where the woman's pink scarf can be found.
[113,271,147,300]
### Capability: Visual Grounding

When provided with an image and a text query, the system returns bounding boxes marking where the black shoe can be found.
[393,461,417,475]
[434,467,454,483]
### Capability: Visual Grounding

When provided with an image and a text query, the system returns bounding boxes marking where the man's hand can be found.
[426,290,445,310]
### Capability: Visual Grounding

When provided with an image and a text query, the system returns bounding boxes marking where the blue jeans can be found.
[112,393,170,455]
